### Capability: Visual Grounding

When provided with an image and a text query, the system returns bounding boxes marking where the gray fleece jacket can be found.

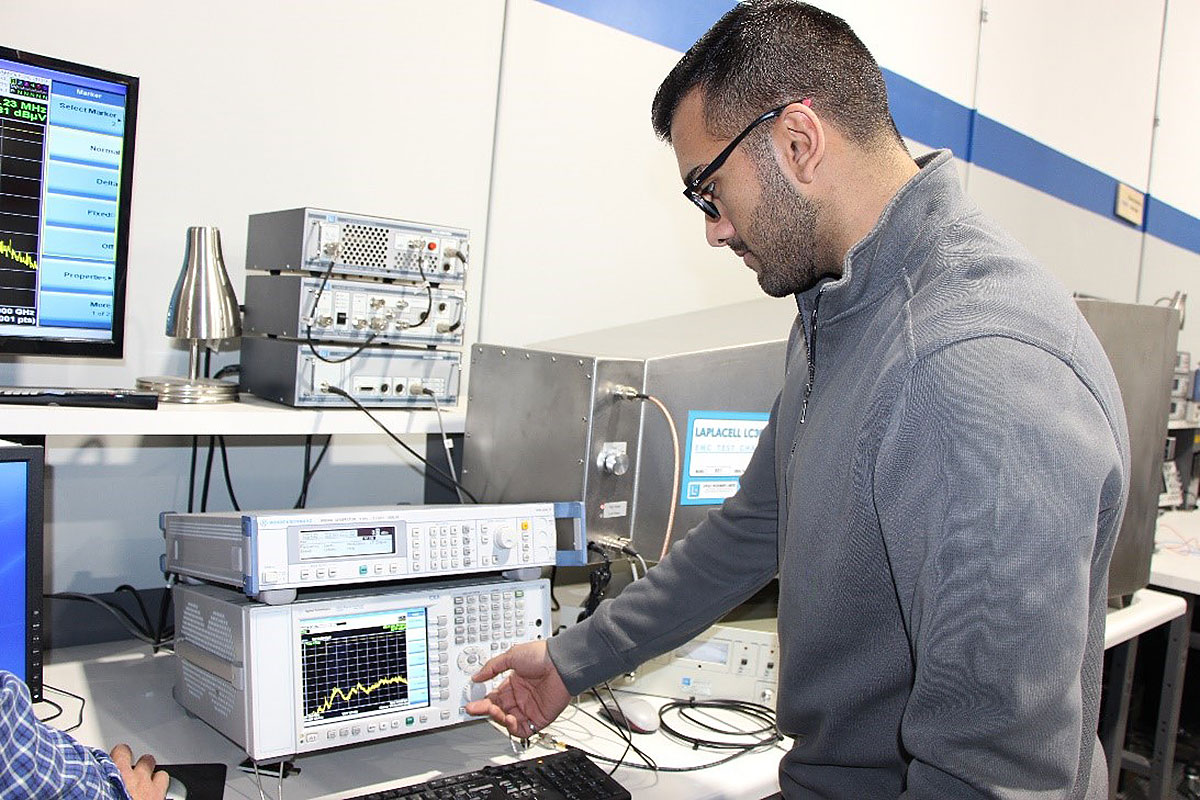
[546,150,1130,798]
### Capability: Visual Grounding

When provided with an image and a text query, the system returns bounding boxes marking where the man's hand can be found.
[464,640,571,738]
[109,744,168,800]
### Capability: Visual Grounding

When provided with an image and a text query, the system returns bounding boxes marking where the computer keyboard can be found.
[343,747,631,800]
[0,386,159,409]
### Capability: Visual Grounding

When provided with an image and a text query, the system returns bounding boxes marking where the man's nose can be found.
[705,213,735,248]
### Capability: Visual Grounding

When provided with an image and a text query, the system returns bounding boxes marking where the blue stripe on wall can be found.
[971,115,1125,224]
[533,0,1200,257]
[1148,198,1200,255]
[535,0,733,54]
[880,69,973,160]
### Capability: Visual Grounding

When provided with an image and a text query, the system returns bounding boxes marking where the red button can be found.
[427,241,438,250]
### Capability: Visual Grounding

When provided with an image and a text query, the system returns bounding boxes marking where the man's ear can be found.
[776,101,824,185]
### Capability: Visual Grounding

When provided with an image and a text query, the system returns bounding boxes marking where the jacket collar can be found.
[795,149,961,321]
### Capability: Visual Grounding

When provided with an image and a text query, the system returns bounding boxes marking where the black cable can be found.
[297,435,313,509]
[548,566,560,612]
[34,696,63,724]
[44,684,86,732]
[154,581,174,652]
[117,584,174,652]
[200,436,216,512]
[579,543,612,622]
[187,435,198,513]
[115,585,153,638]
[44,593,155,643]
[213,364,240,380]
[590,685,653,775]
[320,385,480,502]
[570,696,781,773]
[414,260,433,325]
[305,329,379,363]
[216,436,241,511]
[441,293,465,334]
[657,698,782,751]
[302,259,381,363]
[294,434,332,509]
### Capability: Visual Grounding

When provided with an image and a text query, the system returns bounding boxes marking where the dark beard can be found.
[742,143,822,297]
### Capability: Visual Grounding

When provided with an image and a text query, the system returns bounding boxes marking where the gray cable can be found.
[425,389,465,503]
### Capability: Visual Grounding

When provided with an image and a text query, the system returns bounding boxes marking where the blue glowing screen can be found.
[0,461,28,679]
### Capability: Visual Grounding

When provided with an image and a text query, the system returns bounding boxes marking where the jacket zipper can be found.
[799,286,824,425]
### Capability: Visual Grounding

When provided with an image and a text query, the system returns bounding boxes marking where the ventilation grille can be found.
[180,601,237,662]
[340,224,389,267]
[181,660,236,719]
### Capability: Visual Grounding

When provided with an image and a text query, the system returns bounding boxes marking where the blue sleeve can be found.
[0,671,132,800]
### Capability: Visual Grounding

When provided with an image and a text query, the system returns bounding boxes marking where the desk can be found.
[1113,510,1200,799]
[1100,589,1189,799]
[43,642,785,799]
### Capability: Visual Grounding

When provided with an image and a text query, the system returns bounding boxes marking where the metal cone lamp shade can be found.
[137,227,242,403]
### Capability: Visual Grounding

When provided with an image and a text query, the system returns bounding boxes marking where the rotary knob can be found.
[600,451,630,476]
[463,680,488,705]
[495,526,517,549]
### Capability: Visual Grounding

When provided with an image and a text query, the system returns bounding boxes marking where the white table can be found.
[1099,588,1189,799]
[1110,511,1200,799]
[42,642,784,800]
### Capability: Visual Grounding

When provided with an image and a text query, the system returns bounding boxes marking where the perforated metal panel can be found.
[180,600,237,661]
[340,224,390,268]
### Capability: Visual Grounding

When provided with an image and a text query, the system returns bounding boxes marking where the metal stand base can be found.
[136,375,238,404]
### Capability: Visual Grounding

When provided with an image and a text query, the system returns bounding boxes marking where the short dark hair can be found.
[651,1,902,147]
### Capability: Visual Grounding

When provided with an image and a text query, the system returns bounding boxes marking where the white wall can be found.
[965,0,1166,301]
[4,0,1200,595]
[3,0,503,389]
[481,0,985,347]
[3,0,506,592]
[481,0,766,347]
[1137,0,1200,354]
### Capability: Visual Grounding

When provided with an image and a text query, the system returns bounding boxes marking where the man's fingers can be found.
[471,652,512,683]
[503,712,525,737]
[463,698,492,716]
[109,744,133,769]
[152,770,170,790]
[134,753,157,774]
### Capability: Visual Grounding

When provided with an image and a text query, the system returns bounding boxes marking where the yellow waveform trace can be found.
[0,240,37,271]
[316,673,408,715]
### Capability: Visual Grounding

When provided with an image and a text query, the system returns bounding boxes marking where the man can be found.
[0,671,168,799]
[467,2,1129,797]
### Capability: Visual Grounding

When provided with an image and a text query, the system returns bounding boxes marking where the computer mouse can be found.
[164,775,188,800]
[599,695,660,734]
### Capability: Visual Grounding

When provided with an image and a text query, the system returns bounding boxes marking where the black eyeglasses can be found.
[682,98,811,220]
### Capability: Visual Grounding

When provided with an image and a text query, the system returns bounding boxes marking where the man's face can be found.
[672,92,823,297]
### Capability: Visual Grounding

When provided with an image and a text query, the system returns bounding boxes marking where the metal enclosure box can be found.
[161,503,559,603]
[462,346,644,553]
[246,207,468,285]
[173,578,551,760]
[239,336,460,408]
[463,300,796,559]
[1076,299,1179,599]
[243,274,465,348]
[624,615,780,706]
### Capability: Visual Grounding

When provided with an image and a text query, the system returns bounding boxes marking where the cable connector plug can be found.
[612,385,643,400]
[589,535,631,554]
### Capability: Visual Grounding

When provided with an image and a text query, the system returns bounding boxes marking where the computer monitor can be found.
[0,441,43,700]
[0,46,138,358]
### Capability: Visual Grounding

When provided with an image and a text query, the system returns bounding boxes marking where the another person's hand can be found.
[464,640,571,737]
[109,744,169,800]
